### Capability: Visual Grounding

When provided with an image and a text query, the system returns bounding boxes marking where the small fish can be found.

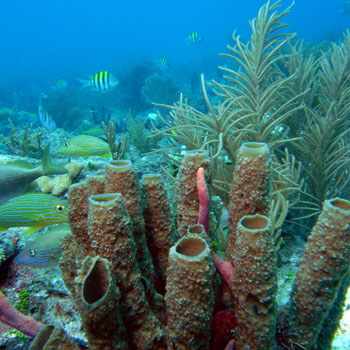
[38,98,56,132]
[0,145,68,204]
[78,71,119,92]
[0,193,69,235]
[185,31,202,45]
[51,79,68,90]
[55,79,68,89]
[157,58,170,71]
[220,207,229,231]
[14,223,71,267]
[57,135,111,157]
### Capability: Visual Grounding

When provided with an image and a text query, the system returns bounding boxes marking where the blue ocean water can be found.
[0,0,348,90]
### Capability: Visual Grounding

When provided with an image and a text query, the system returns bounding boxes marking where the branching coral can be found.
[290,32,350,214]
[0,119,43,157]
[102,118,127,160]
[127,118,162,153]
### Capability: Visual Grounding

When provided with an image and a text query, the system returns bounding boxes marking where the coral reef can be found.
[2,142,350,349]
[1,2,350,350]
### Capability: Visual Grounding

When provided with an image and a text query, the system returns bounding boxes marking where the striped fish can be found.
[57,135,111,157]
[157,58,170,71]
[185,31,202,45]
[0,193,68,235]
[38,102,56,132]
[14,223,71,268]
[79,71,119,92]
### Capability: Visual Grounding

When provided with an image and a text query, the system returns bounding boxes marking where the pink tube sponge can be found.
[0,291,45,338]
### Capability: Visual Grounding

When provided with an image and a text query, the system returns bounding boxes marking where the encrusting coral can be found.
[36,162,83,195]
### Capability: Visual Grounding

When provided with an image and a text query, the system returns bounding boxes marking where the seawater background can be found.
[0,0,348,91]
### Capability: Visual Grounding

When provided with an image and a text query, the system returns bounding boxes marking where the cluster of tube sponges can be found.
[26,143,350,350]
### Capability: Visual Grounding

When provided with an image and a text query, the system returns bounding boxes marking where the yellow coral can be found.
[37,162,83,196]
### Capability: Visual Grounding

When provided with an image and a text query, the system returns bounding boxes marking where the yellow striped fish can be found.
[157,58,170,71]
[185,31,202,45]
[14,223,71,268]
[79,71,119,92]
[57,135,111,157]
[0,194,68,235]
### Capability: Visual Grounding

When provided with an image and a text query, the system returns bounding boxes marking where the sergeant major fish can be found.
[0,145,68,204]
[0,193,69,235]
[185,31,202,45]
[38,97,56,132]
[78,71,119,92]
[157,58,170,71]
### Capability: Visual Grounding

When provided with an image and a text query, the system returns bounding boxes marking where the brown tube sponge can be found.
[87,193,166,350]
[67,182,91,252]
[231,214,277,350]
[86,172,105,195]
[288,198,350,349]
[105,160,154,280]
[176,149,210,237]
[75,256,128,350]
[187,223,207,237]
[142,173,174,286]
[165,234,215,350]
[29,324,79,350]
[68,175,105,253]
[226,142,271,263]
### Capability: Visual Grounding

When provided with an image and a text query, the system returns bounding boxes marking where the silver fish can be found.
[0,145,67,204]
